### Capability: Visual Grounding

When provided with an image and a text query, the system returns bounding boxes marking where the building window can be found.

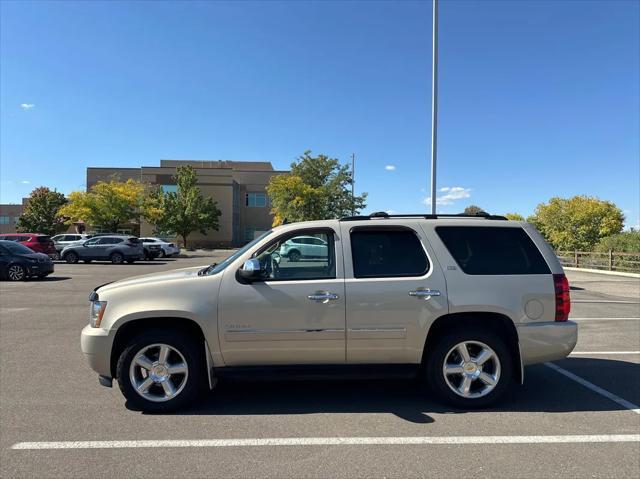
[13,217,20,224]
[0,216,10,225]
[246,192,267,207]
[161,184,178,194]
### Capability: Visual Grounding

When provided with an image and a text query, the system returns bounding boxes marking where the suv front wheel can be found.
[425,329,512,409]
[116,331,205,412]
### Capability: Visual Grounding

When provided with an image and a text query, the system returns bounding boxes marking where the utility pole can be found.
[351,153,355,216]
[430,0,439,215]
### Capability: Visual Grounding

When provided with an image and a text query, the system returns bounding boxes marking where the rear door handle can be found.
[308,291,340,303]
[408,289,441,300]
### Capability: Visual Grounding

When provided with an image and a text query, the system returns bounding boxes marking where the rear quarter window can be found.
[350,228,430,278]
[436,226,550,275]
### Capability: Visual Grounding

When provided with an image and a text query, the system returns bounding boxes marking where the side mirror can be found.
[238,258,264,282]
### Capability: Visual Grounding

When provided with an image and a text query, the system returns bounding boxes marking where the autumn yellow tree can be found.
[60,177,147,232]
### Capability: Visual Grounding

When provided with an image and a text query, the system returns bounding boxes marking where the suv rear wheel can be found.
[424,329,512,408]
[116,331,205,412]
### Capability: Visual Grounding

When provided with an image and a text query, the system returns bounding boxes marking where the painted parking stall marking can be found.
[545,362,640,414]
[11,434,640,450]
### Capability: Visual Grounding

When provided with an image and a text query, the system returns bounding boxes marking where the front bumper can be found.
[518,320,578,365]
[80,325,115,378]
[27,262,54,276]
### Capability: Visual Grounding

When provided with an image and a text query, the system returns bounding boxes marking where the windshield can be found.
[203,230,272,276]
[2,241,35,255]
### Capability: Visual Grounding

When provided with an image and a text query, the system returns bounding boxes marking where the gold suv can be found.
[81,213,577,412]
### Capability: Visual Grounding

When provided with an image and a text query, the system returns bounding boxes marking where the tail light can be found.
[553,273,571,321]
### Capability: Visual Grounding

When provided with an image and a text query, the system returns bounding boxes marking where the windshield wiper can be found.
[198,263,217,276]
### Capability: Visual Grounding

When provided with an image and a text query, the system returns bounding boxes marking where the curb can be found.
[564,267,640,279]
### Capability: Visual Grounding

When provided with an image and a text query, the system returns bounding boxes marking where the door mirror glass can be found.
[238,258,264,281]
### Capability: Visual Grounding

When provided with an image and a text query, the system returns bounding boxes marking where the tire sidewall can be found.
[116,331,205,412]
[425,329,513,409]
[65,252,78,264]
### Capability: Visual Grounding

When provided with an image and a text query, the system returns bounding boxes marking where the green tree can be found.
[143,165,221,248]
[505,213,525,221]
[267,151,367,225]
[60,177,146,232]
[463,205,486,216]
[16,187,68,235]
[529,195,624,250]
[595,231,640,253]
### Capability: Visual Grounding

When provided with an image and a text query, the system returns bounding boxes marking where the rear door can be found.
[341,222,448,364]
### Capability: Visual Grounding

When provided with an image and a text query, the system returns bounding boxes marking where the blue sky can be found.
[1,0,638,227]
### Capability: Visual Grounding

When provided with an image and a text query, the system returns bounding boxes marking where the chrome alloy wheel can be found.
[442,341,501,399]
[129,343,189,403]
[7,265,25,281]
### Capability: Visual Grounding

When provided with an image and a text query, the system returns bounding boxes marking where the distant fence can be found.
[556,250,640,274]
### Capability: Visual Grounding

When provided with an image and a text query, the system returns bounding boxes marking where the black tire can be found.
[6,264,26,281]
[288,249,301,262]
[52,252,61,261]
[64,251,79,264]
[116,331,206,412]
[424,329,513,409]
[158,250,166,258]
[110,252,124,264]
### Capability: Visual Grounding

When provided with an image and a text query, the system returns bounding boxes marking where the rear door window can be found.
[350,228,429,278]
[436,226,550,275]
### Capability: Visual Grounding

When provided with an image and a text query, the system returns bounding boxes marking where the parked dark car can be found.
[143,242,162,260]
[61,235,144,264]
[0,240,54,281]
[0,233,57,258]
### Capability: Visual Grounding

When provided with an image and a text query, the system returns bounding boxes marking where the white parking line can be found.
[11,435,640,450]
[544,362,640,414]
[572,300,639,304]
[570,351,640,355]
[571,318,640,321]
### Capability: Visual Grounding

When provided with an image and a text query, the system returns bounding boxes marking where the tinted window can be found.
[84,238,100,245]
[436,226,550,275]
[36,236,51,243]
[1,241,34,254]
[351,228,429,278]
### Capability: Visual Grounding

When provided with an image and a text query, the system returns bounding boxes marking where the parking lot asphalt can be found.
[1,256,639,478]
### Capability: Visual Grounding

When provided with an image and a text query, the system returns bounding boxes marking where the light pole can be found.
[430,0,439,215]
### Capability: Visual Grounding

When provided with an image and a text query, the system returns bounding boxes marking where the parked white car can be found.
[139,237,181,258]
[279,235,328,262]
[50,233,90,259]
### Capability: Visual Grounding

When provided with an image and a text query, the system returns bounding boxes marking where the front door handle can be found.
[308,291,340,303]
[408,289,441,300]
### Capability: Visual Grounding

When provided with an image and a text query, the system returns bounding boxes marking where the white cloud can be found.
[20,180,30,184]
[384,165,396,171]
[20,103,35,110]
[423,186,471,206]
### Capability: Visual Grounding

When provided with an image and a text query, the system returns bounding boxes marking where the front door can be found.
[218,227,346,366]
[341,222,449,364]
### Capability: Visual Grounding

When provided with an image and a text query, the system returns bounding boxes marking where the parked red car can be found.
[0,233,57,257]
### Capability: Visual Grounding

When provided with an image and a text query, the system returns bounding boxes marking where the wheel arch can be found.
[422,312,523,384]
[110,317,207,379]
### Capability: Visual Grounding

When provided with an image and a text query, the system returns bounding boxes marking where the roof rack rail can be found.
[340,211,508,222]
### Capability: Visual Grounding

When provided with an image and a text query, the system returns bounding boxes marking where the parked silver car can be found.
[62,235,144,264]
[81,213,577,412]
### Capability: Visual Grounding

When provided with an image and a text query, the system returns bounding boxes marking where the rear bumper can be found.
[518,321,578,365]
[80,325,115,378]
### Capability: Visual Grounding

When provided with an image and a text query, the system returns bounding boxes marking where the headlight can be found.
[89,301,107,328]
